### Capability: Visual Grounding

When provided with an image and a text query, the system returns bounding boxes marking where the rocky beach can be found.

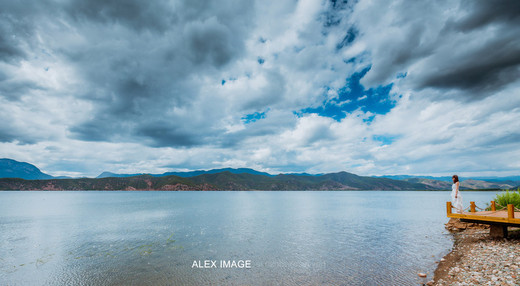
[432,219,520,285]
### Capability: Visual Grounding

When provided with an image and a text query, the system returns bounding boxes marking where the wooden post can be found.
[470,201,476,213]
[508,204,515,219]
[490,225,508,238]
[447,201,452,216]
[491,201,496,211]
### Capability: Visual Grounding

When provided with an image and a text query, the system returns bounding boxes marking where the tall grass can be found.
[491,188,520,210]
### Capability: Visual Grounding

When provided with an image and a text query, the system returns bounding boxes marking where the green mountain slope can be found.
[0,158,53,180]
[0,171,436,191]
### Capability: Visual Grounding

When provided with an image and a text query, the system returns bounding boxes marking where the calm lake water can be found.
[0,190,499,285]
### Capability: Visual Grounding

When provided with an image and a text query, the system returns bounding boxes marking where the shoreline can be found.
[432,219,520,285]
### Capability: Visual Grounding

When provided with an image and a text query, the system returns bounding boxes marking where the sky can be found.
[1,0,519,178]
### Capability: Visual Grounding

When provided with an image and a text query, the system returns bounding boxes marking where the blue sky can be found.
[0,0,519,177]
[301,66,396,121]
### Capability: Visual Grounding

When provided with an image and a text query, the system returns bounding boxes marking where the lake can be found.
[0,190,499,285]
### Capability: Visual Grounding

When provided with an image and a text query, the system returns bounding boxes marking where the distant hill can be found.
[380,175,454,182]
[381,175,518,190]
[460,179,515,190]
[96,168,273,178]
[469,176,520,182]
[0,158,53,180]
[402,178,453,190]
[96,171,146,178]
[0,171,435,191]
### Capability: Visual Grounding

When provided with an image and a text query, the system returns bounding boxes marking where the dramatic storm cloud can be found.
[1,0,519,177]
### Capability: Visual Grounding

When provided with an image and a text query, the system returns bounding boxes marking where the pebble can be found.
[434,229,520,285]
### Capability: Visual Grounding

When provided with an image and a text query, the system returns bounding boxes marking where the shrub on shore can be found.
[488,188,520,210]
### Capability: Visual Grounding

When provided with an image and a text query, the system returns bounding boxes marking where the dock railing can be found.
[446,200,520,238]
[447,201,517,220]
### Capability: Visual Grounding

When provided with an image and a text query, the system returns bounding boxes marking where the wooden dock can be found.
[446,201,520,238]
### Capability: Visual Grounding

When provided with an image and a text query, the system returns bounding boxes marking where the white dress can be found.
[451,183,463,214]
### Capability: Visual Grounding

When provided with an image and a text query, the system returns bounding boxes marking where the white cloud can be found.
[0,0,519,177]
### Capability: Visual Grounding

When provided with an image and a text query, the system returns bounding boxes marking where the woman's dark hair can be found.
[452,175,459,183]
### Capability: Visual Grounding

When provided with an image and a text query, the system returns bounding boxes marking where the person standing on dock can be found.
[451,175,463,213]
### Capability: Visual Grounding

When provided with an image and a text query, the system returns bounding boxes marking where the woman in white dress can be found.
[451,175,463,214]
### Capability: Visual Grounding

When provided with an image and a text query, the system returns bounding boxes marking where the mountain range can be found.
[379,175,520,184]
[0,171,434,191]
[96,168,273,178]
[0,158,517,191]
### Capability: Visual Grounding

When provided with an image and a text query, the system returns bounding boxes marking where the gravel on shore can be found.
[432,221,520,286]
